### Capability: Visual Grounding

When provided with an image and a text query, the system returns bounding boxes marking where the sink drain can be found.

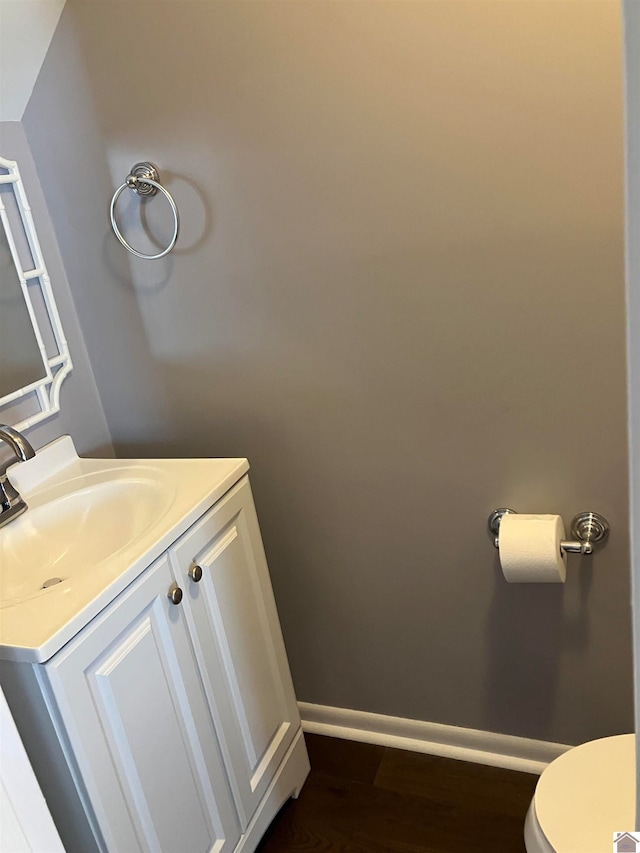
[42,578,63,588]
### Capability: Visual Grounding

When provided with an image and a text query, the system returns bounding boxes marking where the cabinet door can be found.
[170,477,300,826]
[44,555,240,853]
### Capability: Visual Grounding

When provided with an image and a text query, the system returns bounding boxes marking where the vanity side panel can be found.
[0,659,102,853]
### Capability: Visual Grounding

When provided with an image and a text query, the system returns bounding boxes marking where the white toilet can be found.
[524,734,636,852]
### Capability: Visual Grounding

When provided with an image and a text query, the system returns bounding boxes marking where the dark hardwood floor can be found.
[256,734,538,853]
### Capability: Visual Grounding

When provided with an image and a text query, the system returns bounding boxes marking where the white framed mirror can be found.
[0,155,71,431]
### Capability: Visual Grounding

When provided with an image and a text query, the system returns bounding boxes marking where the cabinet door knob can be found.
[189,564,203,583]
[167,583,183,605]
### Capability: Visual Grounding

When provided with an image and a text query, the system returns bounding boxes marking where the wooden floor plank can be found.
[374,748,538,818]
[304,732,385,785]
[256,734,536,852]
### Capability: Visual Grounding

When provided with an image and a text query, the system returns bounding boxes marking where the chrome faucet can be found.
[0,424,35,528]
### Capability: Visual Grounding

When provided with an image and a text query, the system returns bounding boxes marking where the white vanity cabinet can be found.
[0,471,309,853]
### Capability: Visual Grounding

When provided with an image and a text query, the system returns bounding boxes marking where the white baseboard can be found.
[298,702,571,776]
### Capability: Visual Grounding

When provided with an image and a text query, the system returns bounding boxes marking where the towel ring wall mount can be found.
[109,162,180,260]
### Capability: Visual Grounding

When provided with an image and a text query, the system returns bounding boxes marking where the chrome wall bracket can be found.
[488,508,517,548]
[125,162,159,197]
[488,508,609,556]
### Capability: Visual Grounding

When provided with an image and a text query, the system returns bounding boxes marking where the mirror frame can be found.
[0,155,72,432]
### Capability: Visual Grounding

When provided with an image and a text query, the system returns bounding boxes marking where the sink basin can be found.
[0,434,249,663]
[0,472,175,607]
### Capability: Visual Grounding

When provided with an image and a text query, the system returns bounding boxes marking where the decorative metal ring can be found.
[109,177,179,260]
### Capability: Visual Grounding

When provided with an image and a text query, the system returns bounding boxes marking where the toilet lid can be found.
[535,734,635,853]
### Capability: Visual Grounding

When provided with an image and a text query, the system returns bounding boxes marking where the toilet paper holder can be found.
[488,509,609,555]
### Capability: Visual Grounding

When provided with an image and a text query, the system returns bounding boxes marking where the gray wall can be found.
[0,121,111,459]
[24,0,631,745]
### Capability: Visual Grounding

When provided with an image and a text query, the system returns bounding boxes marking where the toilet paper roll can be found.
[498,514,567,583]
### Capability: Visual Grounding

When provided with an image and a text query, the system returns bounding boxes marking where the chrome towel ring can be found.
[109,162,179,260]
